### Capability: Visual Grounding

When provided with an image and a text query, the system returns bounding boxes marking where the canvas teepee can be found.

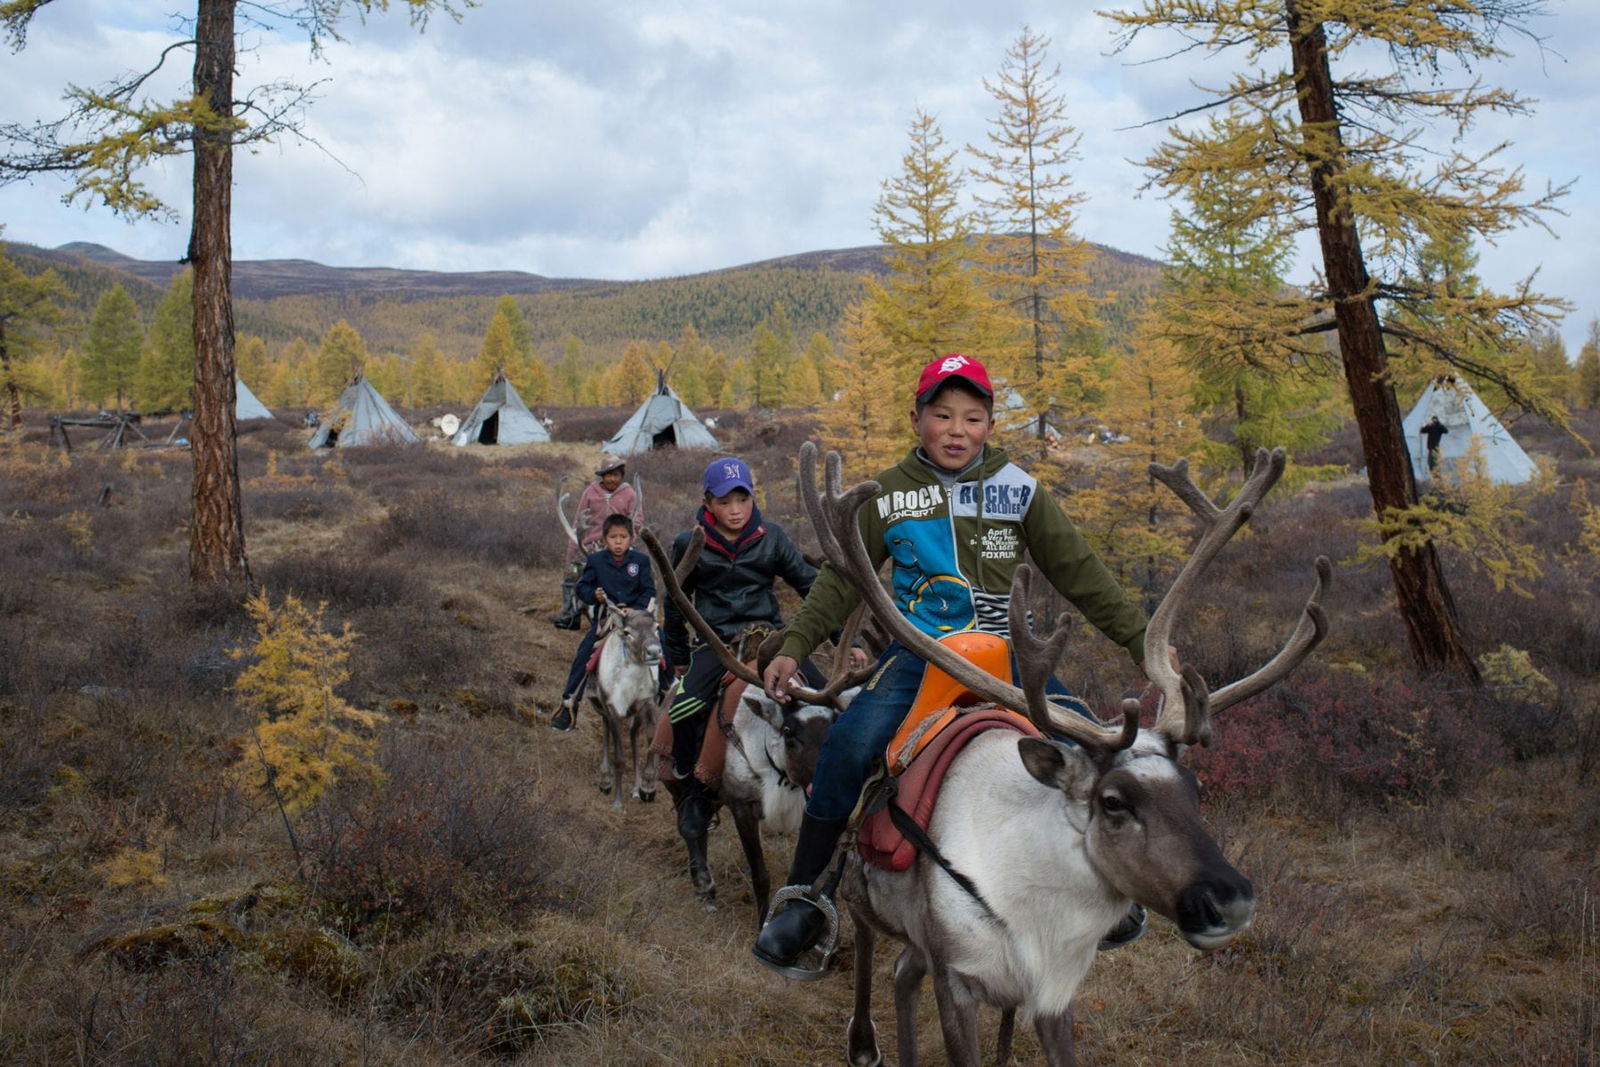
[308,374,419,449]
[236,377,274,421]
[452,372,550,445]
[602,371,719,455]
[1401,375,1536,486]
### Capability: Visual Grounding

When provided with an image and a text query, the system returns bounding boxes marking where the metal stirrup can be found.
[760,885,841,981]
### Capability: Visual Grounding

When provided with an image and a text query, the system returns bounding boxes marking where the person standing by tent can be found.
[1421,415,1449,475]
[555,454,640,630]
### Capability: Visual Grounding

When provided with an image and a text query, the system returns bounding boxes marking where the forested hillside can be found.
[9,239,1164,362]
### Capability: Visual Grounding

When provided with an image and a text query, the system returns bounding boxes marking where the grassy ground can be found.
[0,406,1596,1065]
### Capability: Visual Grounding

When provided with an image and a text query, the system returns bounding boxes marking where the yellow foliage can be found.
[1353,454,1548,596]
[1476,645,1558,706]
[1571,480,1600,564]
[98,840,169,890]
[230,592,385,814]
[57,510,93,553]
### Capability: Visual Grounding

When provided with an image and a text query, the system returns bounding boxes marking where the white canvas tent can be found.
[236,377,274,421]
[602,372,719,455]
[308,374,419,449]
[452,372,550,445]
[1401,375,1536,486]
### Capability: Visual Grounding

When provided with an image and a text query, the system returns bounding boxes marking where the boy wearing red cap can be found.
[753,353,1155,976]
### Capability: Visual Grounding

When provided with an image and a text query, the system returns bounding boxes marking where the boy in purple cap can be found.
[752,353,1162,977]
[663,456,818,839]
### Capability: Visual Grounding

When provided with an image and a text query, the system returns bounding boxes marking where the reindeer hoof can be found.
[598,781,613,795]
[635,788,656,803]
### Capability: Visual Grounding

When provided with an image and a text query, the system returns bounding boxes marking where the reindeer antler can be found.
[796,443,1136,753]
[555,477,582,550]
[1144,448,1330,745]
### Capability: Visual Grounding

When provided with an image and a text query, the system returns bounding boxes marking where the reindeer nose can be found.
[1175,875,1255,950]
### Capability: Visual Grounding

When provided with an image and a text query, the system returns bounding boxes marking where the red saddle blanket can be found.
[858,706,1040,873]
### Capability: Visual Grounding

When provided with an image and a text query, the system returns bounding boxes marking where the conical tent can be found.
[236,377,274,421]
[1401,375,1536,485]
[452,372,550,445]
[308,374,419,449]
[602,372,719,455]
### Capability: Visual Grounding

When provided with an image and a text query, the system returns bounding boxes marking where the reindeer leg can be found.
[929,963,982,1067]
[846,910,883,1067]
[893,945,928,1067]
[996,1008,1016,1065]
[728,799,770,929]
[1034,1008,1076,1067]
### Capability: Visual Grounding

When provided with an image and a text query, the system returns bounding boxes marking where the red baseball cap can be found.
[915,354,994,406]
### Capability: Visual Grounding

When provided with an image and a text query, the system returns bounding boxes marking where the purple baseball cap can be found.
[702,457,754,497]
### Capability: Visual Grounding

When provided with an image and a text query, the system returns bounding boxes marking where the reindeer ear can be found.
[741,694,783,729]
[1017,737,1097,801]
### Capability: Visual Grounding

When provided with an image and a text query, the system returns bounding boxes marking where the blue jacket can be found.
[577,546,656,611]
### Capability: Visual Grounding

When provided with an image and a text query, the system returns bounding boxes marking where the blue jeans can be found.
[804,639,1089,822]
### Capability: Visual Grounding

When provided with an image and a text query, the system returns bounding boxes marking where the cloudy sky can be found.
[3,2,1596,353]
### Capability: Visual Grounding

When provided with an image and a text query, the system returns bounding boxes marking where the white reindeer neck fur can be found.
[865,728,1190,1021]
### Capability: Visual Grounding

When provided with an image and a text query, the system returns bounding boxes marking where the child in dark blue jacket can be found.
[554,513,656,732]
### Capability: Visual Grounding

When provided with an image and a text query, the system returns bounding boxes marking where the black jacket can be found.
[664,504,815,667]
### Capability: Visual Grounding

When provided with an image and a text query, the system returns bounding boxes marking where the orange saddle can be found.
[859,632,1040,873]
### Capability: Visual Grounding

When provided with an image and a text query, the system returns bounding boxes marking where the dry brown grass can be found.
[0,408,1595,1066]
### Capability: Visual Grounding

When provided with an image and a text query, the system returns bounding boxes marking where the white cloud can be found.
[1,2,1593,352]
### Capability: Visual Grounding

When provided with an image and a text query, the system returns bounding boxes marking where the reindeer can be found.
[639,525,873,927]
[588,601,664,810]
[787,443,1329,1067]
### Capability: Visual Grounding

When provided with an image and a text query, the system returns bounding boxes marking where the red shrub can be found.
[1190,671,1507,806]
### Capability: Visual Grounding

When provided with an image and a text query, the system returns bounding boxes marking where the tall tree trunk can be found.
[188,0,250,587]
[1285,2,1478,682]
[1,323,20,428]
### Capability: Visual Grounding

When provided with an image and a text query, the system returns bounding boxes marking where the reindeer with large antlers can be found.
[767,442,1328,1066]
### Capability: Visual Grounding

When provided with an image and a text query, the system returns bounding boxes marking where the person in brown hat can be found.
[555,453,641,629]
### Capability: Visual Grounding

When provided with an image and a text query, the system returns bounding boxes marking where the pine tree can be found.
[968,27,1101,442]
[0,241,67,427]
[1157,133,1339,476]
[1104,0,1569,680]
[805,331,836,401]
[1056,318,1205,608]
[234,333,267,389]
[521,357,552,406]
[474,304,518,385]
[819,300,910,474]
[555,335,584,405]
[407,331,448,406]
[611,342,653,406]
[1575,319,1600,410]
[265,336,313,408]
[311,320,368,407]
[138,270,195,413]
[81,282,144,410]
[749,321,789,409]
[869,109,990,366]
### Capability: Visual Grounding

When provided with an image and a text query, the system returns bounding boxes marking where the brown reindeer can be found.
[785,442,1328,1067]
[638,526,874,926]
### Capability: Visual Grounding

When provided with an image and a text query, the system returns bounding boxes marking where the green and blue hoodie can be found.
[777,445,1147,667]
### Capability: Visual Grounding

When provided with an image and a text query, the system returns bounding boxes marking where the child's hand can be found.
[763,654,801,702]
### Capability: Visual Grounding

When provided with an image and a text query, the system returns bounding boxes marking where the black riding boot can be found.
[677,776,713,839]
[751,813,849,973]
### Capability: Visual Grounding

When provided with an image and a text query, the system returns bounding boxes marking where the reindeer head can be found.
[738,689,846,790]
[794,441,1329,950]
